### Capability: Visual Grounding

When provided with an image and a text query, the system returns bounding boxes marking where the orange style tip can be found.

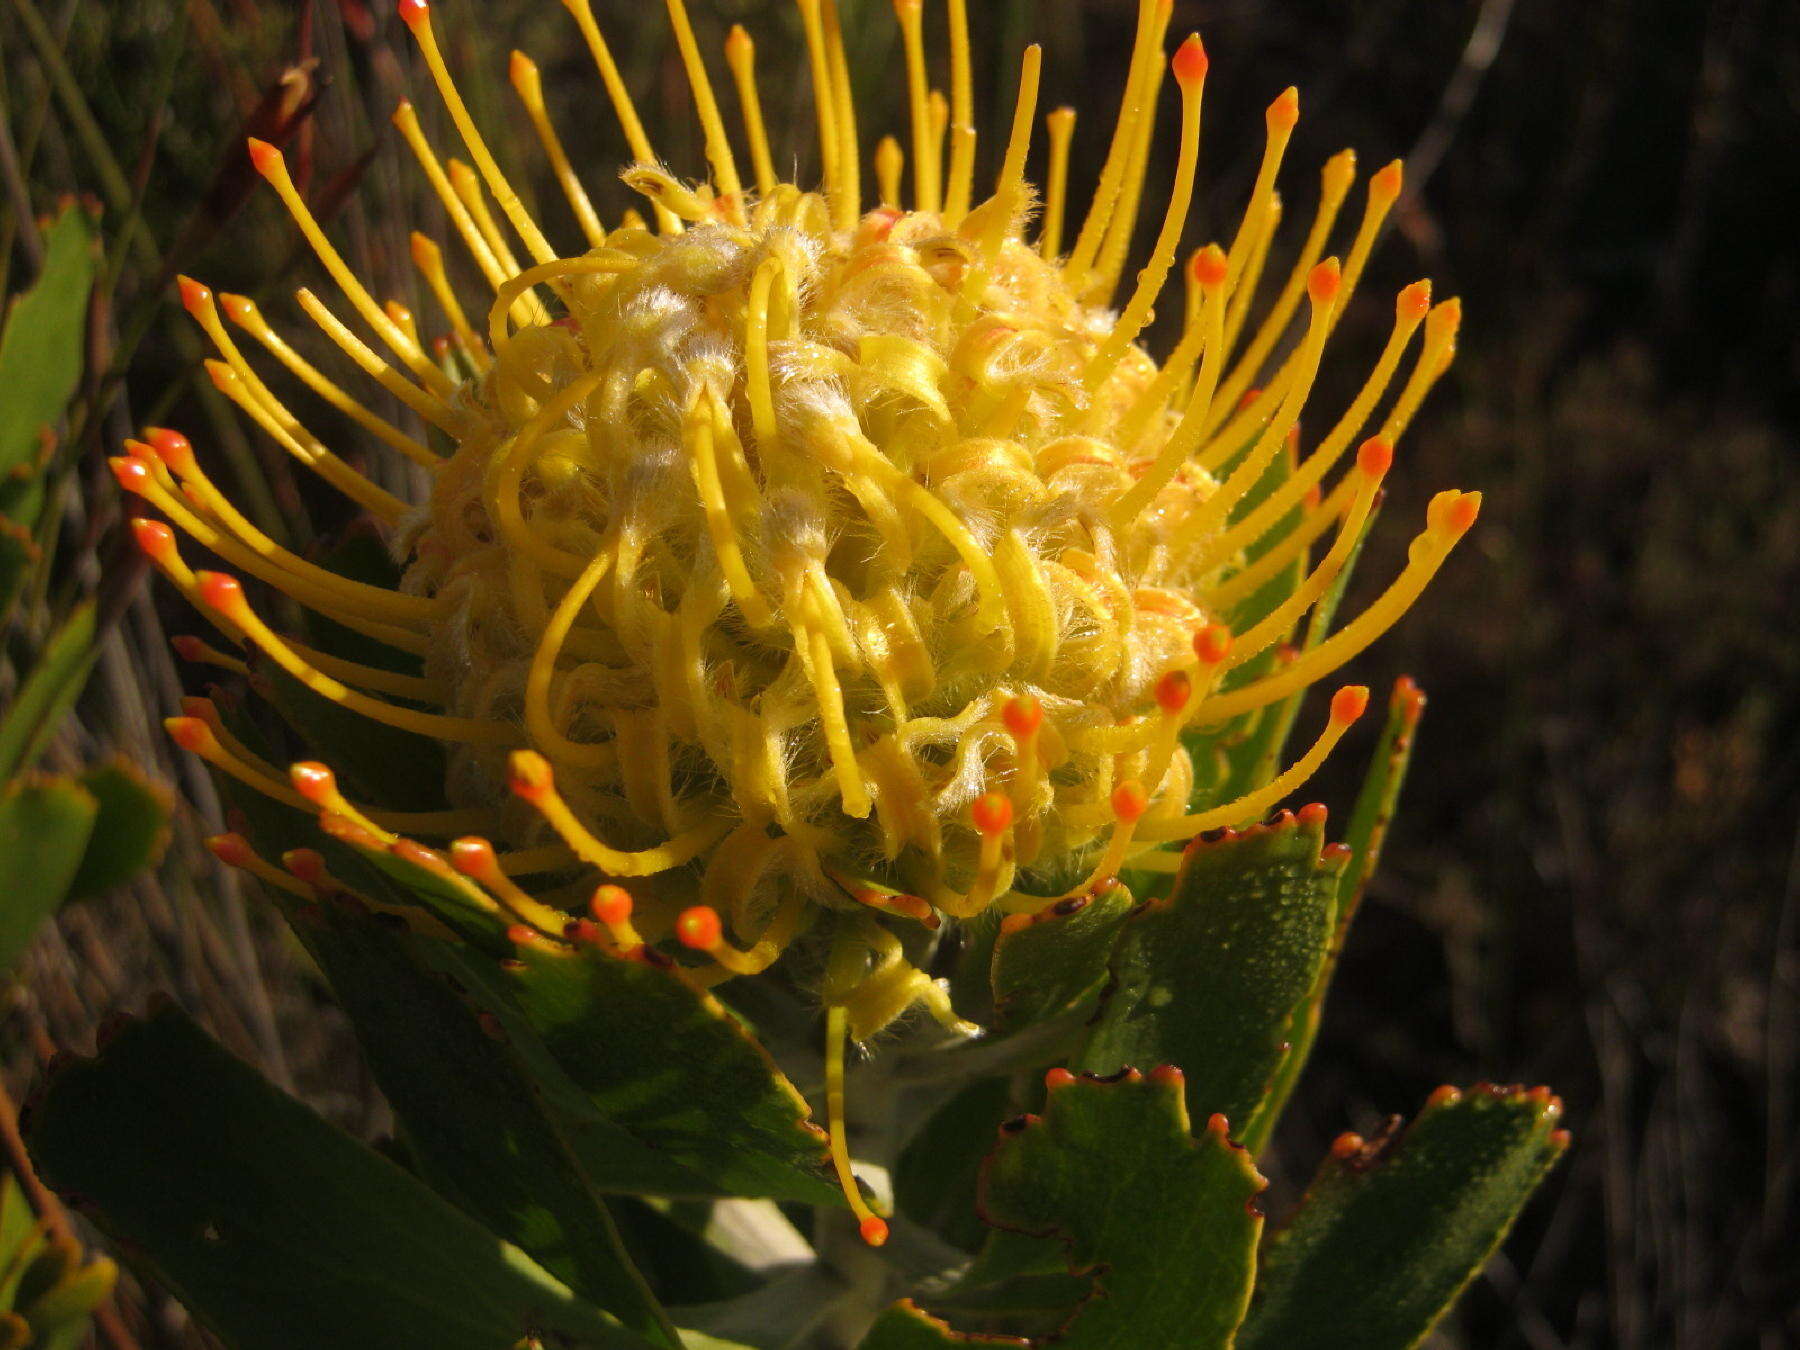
[1331,685,1370,724]
[1357,437,1394,478]
[1428,489,1481,536]
[1393,674,1427,724]
[287,763,337,805]
[204,360,237,392]
[675,905,723,951]
[1268,87,1300,130]
[1307,258,1342,306]
[1296,801,1328,826]
[1193,623,1233,665]
[1237,387,1262,411]
[1398,279,1432,321]
[431,335,452,360]
[169,635,206,661]
[176,275,212,315]
[1148,1063,1185,1088]
[508,50,534,84]
[1001,695,1044,739]
[1371,158,1404,201]
[725,24,752,56]
[145,427,196,474]
[165,717,211,752]
[1045,1067,1077,1091]
[195,570,245,614]
[590,885,634,926]
[1302,484,1323,510]
[217,292,255,324]
[998,912,1032,936]
[1155,669,1192,714]
[396,0,429,31]
[207,833,256,867]
[858,1216,890,1247]
[129,518,175,558]
[284,849,327,883]
[970,792,1014,837]
[506,749,553,800]
[1330,1131,1365,1159]
[1111,781,1149,824]
[1172,34,1208,86]
[109,456,151,493]
[1550,1128,1573,1149]
[1206,1112,1231,1136]
[409,231,439,266]
[504,923,536,947]
[1191,243,1228,288]
[448,836,498,877]
[1431,295,1464,331]
[891,0,922,16]
[1426,1083,1461,1108]
[245,137,281,177]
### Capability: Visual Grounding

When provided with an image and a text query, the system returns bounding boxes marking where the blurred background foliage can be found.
[0,0,1794,1345]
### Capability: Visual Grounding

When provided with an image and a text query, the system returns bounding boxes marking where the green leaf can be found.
[426,945,729,1197]
[201,740,728,1200]
[0,476,47,625]
[1331,675,1425,937]
[606,1199,765,1307]
[1079,809,1346,1145]
[18,1256,116,1348]
[1238,1085,1569,1350]
[291,904,680,1346]
[64,758,172,900]
[0,601,97,781]
[989,883,1135,1030]
[0,778,97,971]
[894,1077,1015,1250]
[862,1070,1264,1348]
[503,942,840,1205]
[25,1006,660,1350]
[0,206,95,479]
[1245,676,1424,1153]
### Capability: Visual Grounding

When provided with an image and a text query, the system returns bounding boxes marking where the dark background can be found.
[3,0,1795,1345]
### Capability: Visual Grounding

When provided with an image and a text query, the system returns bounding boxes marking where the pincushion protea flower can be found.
[118,0,1477,1241]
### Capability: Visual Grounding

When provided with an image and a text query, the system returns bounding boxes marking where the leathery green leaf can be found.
[1078,808,1347,1144]
[0,778,97,971]
[894,1077,1016,1251]
[1243,675,1425,1154]
[25,1006,659,1350]
[0,206,95,479]
[64,758,172,901]
[0,601,97,781]
[989,882,1135,1030]
[292,903,680,1346]
[503,941,840,1205]
[1239,1085,1569,1350]
[862,1070,1264,1348]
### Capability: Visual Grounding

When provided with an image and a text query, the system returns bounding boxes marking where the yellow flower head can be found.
[123,0,1478,1239]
